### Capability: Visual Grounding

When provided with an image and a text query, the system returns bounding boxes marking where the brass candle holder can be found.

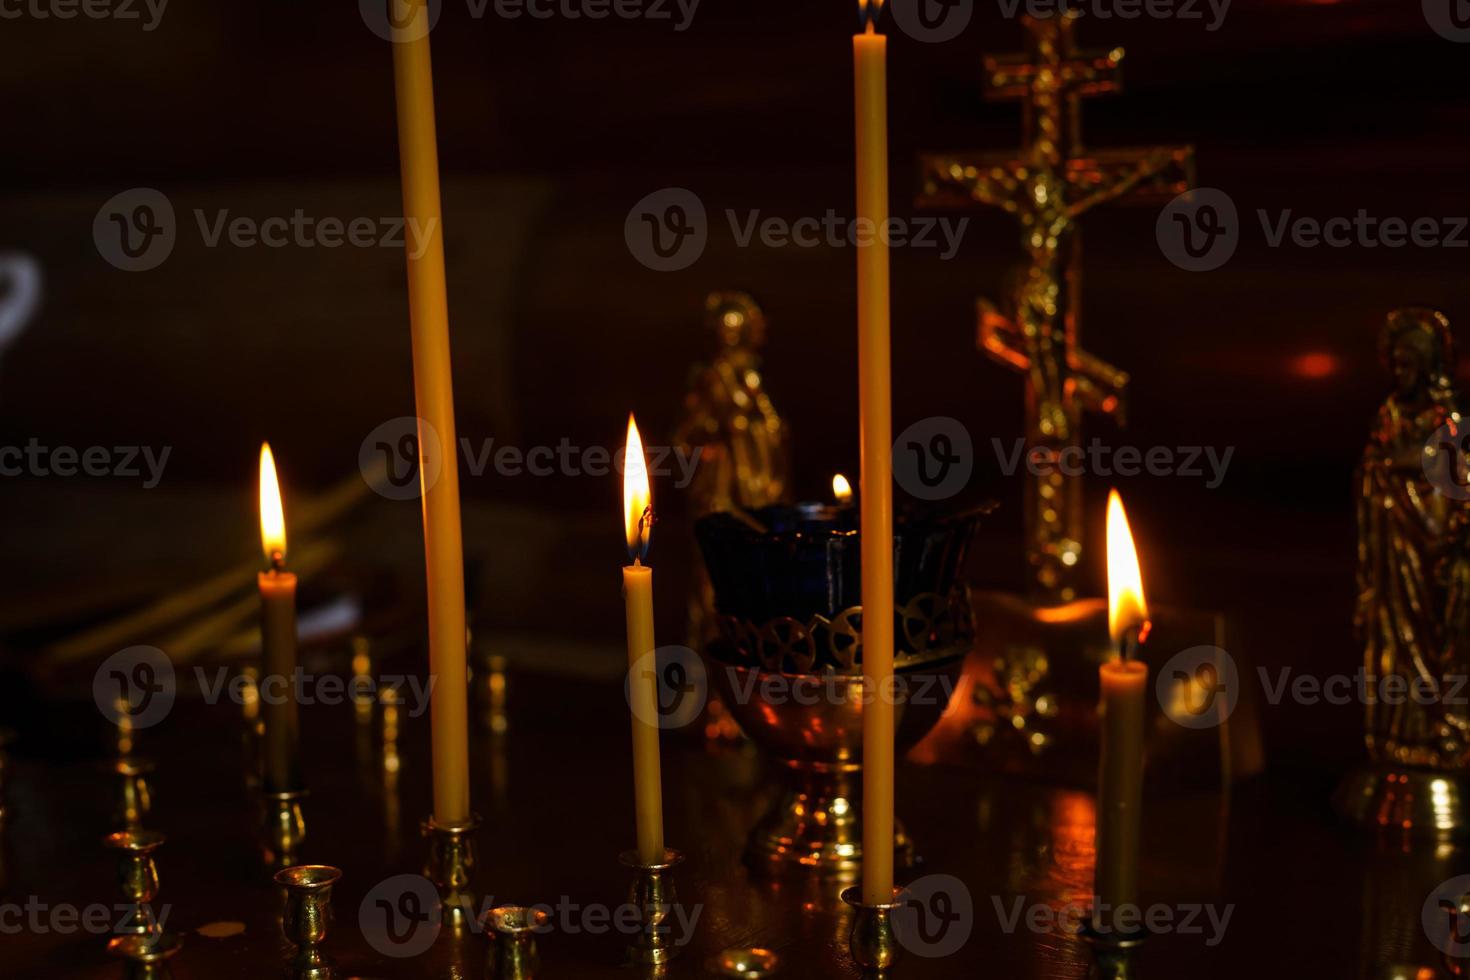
[483,905,549,979]
[261,789,308,871]
[1080,922,1145,980]
[107,931,182,980]
[275,864,342,980]
[104,828,180,976]
[112,757,154,832]
[840,885,903,974]
[620,848,686,966]
[422,813,482,930]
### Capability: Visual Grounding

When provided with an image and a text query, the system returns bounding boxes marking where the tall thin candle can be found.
[854,0,896,908]
[390,5,470,826]
[1096,490,1150,932]
[257,443,300,794]
[622,415,665,865]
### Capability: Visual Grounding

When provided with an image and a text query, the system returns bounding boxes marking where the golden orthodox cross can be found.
[917,13,1193,601]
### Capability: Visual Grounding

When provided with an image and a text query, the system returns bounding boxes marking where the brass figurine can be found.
[676,291,791,653]
[918,12,1192,601]
[1340,307,1470,835]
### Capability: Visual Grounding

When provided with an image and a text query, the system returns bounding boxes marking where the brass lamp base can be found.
[1334,766,1470,839]
[746,765,914,879]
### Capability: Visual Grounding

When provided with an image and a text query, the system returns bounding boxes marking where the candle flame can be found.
[832,473,854,504]
[1106,489,1147,649]
[858,0,884,31]
[623,415,652,561]
[259,442,286,565]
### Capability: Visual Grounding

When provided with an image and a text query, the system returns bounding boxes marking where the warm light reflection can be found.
[623,415,652,560]
[1289,351,1339,380]
[259,442,286,564]
[1106,490,1147,648]
[832,473,853,504]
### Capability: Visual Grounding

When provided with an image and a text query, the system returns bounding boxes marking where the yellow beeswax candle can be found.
[390,1,470,826]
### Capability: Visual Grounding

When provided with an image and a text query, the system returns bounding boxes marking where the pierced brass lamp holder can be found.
[840,886,903,974]
[484,905,549,979]
[261,789,308,870]
[276,864,342,980]
[620,848,686,966]
[1081,922,1145,980]
[1334,766,1470,838]
[422,813,482,930]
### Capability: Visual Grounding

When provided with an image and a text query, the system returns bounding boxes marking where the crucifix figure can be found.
[919,13,1192,601]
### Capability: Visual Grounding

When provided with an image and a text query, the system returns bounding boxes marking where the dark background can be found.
[0,0,1465,775]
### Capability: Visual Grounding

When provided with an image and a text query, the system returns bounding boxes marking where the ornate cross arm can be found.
[1064,145,1194,218]
[917,153,1023,213]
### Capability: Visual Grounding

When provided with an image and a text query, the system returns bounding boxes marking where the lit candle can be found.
[390,2,471,826]
[832,472,854,506]
[853,0,896,908]
[257,443,300,794]
[1095,489,1150,933]
[622,415,665,866]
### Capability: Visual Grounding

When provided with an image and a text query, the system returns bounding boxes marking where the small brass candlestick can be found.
[422,814,482,930]
[112,757,154,832]
[840,885,903,974]
[104,829,180,977]
[1081,922,1145,980]
[620,848,686,966]
[484,905,548,979]
[103,829,168,940]
[262,789,308,871]
[276,865,342,980]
